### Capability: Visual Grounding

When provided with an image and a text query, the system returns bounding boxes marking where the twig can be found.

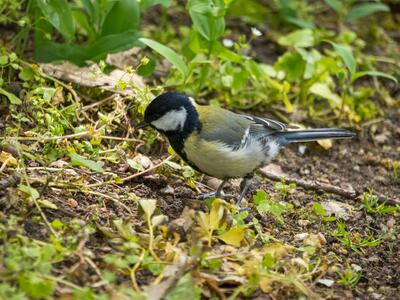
[120,155,173,183]
[82,94,116,111]
[259,170,400,206]
[68,189,133,215]
[1,132,141,143]
[129,248,146,292]
[145,256,197,300]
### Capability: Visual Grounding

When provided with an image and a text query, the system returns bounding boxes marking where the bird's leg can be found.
[197,179,229,200]
[236,174,253,205]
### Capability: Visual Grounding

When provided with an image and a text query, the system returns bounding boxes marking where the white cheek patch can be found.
[151,107,188,131]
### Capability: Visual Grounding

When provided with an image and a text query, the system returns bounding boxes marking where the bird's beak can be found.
[135,120,149,129]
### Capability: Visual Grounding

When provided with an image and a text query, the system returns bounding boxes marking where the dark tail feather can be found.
[277,128,355,144]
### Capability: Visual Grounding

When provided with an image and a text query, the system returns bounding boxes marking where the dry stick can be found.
[1,132,141,143]
[86,155,173,188]
[260,170,400,206]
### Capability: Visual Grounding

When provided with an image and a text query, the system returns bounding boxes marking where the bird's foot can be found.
[196,192,234,200]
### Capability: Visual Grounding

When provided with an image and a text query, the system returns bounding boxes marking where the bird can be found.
[136,92,355,205]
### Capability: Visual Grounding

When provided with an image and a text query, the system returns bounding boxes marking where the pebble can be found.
[371,293,382,300]
[298,220,311,226]
[317,278,334,287]
[353,165,360,172]
[368,256,379,262]
[351,264,362,272]
[67,198,78,208]
[294,233,309,241]
[298,145,307,155]
[160,185,175,195]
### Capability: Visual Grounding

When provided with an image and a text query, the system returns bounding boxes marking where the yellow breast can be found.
[183,133,269,179]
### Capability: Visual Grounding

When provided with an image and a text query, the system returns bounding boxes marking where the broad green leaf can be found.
[188,0,225,41]
[72,9,96,41]
[19,67,35,81]
[69,153,104,172]
[345,3,389,22]
[328,42,356,74]
[217,227,245,246]
[227,0,269,24]
[324,0,343,12]
[352,70,397,83]
[274,52,305,82]
[278,29,314,48]
[101,0,140,36]
[141,0,172,10]
[0,87,22,104]
[139,199,157,217]
[36,0,75,41]
[309,82,342,107]
[139,38,188,77]
[18,184,40,200]
[0,55,8,65]
[35,31,141,65]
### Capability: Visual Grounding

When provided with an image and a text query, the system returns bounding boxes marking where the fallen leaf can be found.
[139,199,157,217]
[217,227,245,247]
[317,278,334,287]
[38,199,58,210]
[0,151,18,167]
[317,139,333,150]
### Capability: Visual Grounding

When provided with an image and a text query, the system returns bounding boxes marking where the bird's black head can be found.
[137,92,201,160]
[137,92,200,134]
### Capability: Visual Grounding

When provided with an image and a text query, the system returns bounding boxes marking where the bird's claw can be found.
[196,192,234,200]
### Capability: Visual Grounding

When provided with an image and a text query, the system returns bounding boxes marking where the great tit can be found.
[136,92,355,205]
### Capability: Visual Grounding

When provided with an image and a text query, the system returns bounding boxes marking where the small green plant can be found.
[331,222,383,253]
[253,189,293,224]
[274,181,296,199]
[338,266,362,288]
[359,191,400,214]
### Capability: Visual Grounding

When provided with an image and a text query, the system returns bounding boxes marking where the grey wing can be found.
[244,115,287,132]
[199,112,287,148]
[199,112,254,147]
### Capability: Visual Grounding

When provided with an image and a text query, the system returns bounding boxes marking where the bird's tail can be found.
[276,128,355,145]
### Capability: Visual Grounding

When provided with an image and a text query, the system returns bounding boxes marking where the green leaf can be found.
[188,0,225,41]
[166,273,201,300]
[274,52,305,82]
[35,31,141,65]
[324,0,343,12]
[0,87,22,105]
[345,3,389,22]
[328,42,356,74]
[19,273,55,299]
[141,0,172,10]
[278,29,314,48]
[101,0,140,36]
[72,9,96,41]
[69,153,104,172]
[36,0,75,41]
[18,184,40,200]
[0,55,8,65]
[139,199,157,217]
[309,82,342,107]
[313,202,327,216]
[352,70,397,83]
[19,67,35,81]
[139,38,188,77]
